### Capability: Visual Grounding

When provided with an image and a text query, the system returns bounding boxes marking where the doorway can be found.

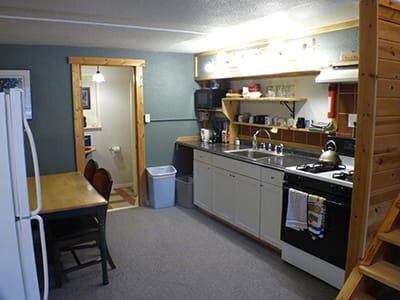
[69,56,147,206]
[82,65,137,209]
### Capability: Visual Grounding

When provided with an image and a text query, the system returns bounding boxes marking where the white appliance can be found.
[281,137,355,288]
[200,128,211,143]
[315,63,358,83]
[0,89,48,300]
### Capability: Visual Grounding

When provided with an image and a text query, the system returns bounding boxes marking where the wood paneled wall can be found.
[370,1,400,239]
[346,0,400,275]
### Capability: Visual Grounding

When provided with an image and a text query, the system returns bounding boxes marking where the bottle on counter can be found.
[222,130,229,144]
[235,136,240,146]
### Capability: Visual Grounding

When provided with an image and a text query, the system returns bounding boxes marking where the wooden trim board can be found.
[69,56,147,206]
[345,0,378,277]
[68,56,145,67]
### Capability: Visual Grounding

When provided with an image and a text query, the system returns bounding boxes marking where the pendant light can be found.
[92,66,105,83]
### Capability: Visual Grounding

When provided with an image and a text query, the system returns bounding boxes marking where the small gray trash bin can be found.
[175,176,193,208]
[146,165,177,209]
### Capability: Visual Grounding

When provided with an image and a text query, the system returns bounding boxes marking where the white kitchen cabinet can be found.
[212,167,236,223]
[260,168,284,249]
[193,149,284,248]
[193,160,213,212]
[234,173,261,236]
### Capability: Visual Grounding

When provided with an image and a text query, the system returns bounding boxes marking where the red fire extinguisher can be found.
[327,83,337,119]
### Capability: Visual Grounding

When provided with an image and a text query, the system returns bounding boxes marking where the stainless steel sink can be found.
[224,148,284,160]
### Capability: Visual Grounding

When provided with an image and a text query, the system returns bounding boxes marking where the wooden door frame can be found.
[68,56,147,206]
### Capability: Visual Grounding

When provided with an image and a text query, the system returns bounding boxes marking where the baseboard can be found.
[113,183,133,189]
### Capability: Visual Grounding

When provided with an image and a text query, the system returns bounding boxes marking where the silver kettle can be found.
[318,140,342,166]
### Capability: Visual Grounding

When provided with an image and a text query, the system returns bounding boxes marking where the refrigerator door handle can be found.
[31,215,49,300]
[22,99,43,216]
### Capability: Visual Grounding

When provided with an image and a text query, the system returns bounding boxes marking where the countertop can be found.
[176,141,320,171]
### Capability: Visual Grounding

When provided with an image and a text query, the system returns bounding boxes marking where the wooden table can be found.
[28,172,109,285]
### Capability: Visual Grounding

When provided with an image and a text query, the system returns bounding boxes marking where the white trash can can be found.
[146,165,177,209]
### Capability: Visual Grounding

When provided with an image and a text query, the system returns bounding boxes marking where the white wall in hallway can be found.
[83,66,136,191]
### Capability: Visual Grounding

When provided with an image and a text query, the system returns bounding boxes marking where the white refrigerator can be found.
[0,89,48,300]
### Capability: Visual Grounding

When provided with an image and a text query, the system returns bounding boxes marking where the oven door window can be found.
[281,184,351,269]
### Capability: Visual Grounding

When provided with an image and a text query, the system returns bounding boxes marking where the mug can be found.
[209,80,219,90]
[200,128,211,142]
[287,118,295,127]
[264,116,272,125]
[296,117,306,128]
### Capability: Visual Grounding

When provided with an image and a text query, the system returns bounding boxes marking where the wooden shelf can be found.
[196,108,223,112]
[223,97,306,102]
[231,122,332,134]
[84,147,96,156]
[195,70,321,81]
[222,97,306,119]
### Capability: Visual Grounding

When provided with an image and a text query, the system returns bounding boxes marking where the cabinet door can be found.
[212,168,236,223]
[193,160,212,212]
[260,183,283,249]
[234,174,261,237]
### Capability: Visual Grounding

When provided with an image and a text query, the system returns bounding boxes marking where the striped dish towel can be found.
[307,194,326,239]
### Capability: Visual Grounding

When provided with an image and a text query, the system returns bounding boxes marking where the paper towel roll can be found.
[110,146,121,153]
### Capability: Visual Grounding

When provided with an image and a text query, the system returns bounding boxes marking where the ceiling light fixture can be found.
[92,66,105,83]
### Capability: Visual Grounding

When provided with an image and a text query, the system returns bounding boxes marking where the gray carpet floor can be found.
[48,206,338,300]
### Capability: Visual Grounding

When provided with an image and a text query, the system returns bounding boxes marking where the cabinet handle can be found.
[260,183,263,187]
[271,176,275,180]
[229,174,236,178]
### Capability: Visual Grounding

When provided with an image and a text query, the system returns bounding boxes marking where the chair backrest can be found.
[84,159,99,183]
[92,168,113,201]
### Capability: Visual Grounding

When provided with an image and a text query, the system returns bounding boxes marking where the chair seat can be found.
[48,217,100,248]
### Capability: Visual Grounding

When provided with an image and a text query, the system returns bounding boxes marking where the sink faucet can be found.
[252,129,272,149]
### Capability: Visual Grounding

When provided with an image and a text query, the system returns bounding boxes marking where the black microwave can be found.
[195,89,226,109]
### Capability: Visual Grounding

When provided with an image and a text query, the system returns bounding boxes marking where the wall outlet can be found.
[340,51,359,62]
[348,113,357,128]
[144,113,151,123]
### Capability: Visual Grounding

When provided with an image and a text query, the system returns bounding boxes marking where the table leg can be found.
[97,207,109,285]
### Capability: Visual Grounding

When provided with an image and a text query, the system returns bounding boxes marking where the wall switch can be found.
[348,113,357,128]
[144,113,151,123]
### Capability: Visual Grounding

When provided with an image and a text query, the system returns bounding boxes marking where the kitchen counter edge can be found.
[176,141,319,171]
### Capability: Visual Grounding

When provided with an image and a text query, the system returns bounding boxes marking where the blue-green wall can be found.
[0,45,199,175]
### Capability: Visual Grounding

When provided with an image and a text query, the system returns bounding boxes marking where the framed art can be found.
[82,87,91,110]
[0,70,32,119]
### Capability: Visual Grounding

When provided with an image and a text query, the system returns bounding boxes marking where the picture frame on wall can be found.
[0,70,32,119]
[82,87,91,110]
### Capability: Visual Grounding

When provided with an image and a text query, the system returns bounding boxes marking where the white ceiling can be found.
[0,0,359,53]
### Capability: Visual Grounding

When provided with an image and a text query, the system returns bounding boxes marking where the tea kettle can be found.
[318,140,342,166]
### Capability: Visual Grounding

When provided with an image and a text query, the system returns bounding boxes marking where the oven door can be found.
[281,182,351,269]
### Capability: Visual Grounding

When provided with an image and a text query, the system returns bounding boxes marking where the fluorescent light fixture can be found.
[92,66,105,83]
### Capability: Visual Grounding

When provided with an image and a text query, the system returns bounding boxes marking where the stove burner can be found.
[296,163,346,174]
[332,170,354,182]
